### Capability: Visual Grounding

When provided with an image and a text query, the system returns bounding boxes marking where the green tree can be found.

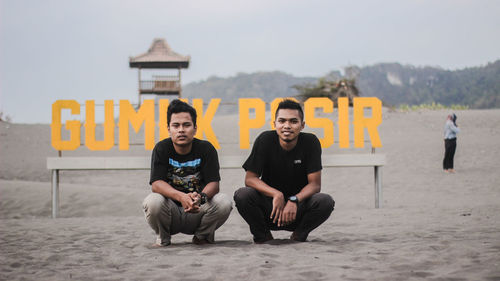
[293,78,360,106]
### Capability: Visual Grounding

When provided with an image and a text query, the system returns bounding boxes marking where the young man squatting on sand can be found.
[143,99,232,246]
[234,99,335,243]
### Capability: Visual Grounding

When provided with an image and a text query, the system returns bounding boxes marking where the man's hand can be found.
[280,200,297,227]
[180,192,201,213]
[270,192,285,225]
[151,180,202,213]
[189,192,202,205]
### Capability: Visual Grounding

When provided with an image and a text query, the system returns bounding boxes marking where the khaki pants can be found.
[143,193,232,245]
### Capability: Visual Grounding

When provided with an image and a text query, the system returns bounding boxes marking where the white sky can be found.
[1,0,499,123]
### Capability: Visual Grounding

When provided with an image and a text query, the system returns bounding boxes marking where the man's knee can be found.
[312,193,335,213]
[143,193,166,216]
[211,193,233,215]
[233,187,257,206]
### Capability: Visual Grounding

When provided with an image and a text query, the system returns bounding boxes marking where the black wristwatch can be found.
[200,192,208,205]
[288,195,299,204]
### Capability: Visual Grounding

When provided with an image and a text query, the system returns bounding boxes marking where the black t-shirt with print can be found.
[243,130,322,198]
[149,138,220,194]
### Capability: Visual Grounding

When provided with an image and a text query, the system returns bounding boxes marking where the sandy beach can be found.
[1,108,500,280]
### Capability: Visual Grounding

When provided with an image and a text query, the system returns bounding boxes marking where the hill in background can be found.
[183,60,500,109]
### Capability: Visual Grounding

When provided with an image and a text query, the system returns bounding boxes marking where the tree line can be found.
[183,60,500,110]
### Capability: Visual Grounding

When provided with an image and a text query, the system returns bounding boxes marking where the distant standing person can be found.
[142,99,232,246]
[234,99,335,243]
[443,113,460,173]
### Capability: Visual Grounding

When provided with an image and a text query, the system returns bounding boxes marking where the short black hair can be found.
[275,99,304,121]
[167,99,197,127]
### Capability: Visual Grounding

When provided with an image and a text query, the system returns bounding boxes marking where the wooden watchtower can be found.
[129,38,190,105]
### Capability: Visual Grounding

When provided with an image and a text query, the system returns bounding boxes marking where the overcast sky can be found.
[1,0,499,123]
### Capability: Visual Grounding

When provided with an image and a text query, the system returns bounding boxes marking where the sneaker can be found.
[253,232,274,244]
[154,237,170,247]
[290,232,307,242]
[192,236,212,245]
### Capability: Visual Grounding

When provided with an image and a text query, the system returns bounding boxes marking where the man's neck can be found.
[279,139,298,151]
[173,143,192,155]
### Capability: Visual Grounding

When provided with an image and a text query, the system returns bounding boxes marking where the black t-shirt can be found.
[243,131,322,198]
[149,138,220,193]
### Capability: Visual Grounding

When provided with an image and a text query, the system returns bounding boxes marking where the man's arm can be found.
[296,170,321,201]
[245,170,285,225]
[200,181,219,200]
[198,141,221,201]
[151,180,200,213]
[280,170,321,226]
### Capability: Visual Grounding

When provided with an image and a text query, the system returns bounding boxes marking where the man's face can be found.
[168,112,197,147]
[274,109,305,144]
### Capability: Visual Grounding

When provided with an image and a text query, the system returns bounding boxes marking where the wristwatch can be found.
[200,192,208,205]
[288,195,299,204]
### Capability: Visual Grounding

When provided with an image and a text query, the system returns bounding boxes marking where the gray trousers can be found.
[143,193,232,245]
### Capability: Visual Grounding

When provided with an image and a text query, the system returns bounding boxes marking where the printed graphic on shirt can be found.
[167,158,202,193]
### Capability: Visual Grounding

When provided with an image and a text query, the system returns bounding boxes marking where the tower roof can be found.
[129,38,190,69]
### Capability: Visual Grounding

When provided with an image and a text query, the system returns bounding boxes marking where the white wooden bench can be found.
[47,154,385,218]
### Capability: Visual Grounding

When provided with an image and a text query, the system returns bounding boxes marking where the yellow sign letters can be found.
[51,97,382,151]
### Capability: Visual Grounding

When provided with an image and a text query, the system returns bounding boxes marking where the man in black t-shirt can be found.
[234,99,334,243]
[143,100,232,247]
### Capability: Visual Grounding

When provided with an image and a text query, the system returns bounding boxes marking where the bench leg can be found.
[51,169,59,218]
[375,166,382,209]
[374,166,382,208]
